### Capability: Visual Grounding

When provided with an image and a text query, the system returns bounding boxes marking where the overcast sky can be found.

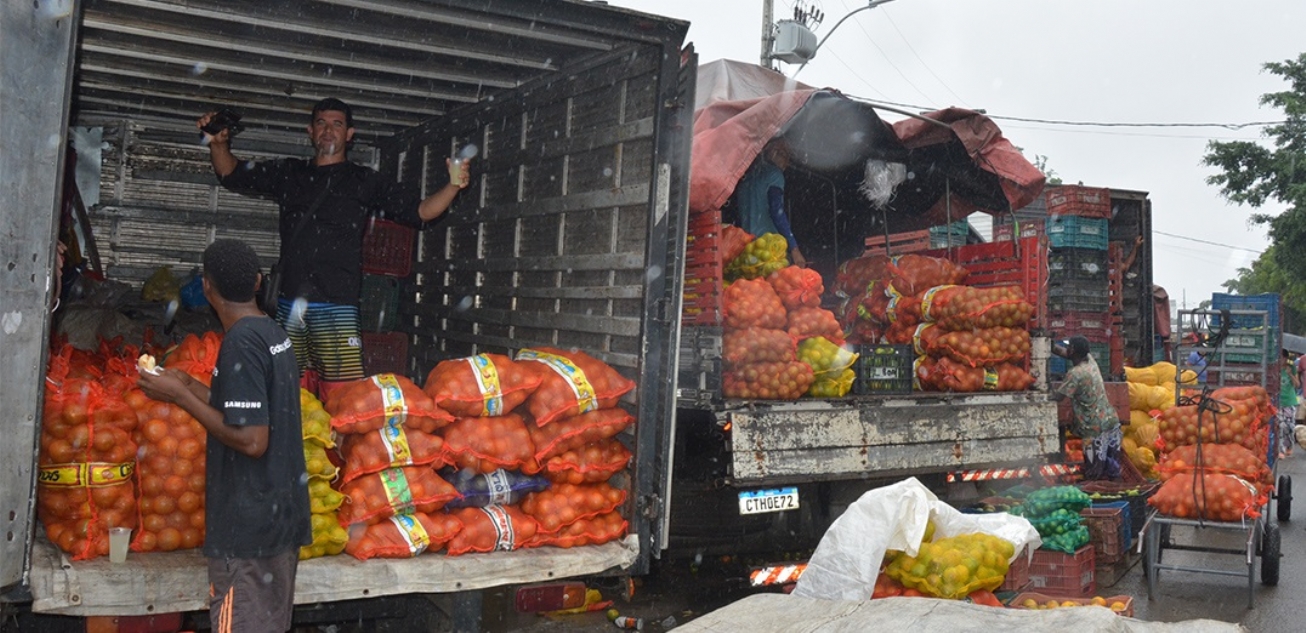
[608,0,1304,310]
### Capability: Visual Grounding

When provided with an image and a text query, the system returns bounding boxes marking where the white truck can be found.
[1,0,1056,627]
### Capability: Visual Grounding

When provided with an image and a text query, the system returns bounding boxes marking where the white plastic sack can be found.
[792,477,1041,601]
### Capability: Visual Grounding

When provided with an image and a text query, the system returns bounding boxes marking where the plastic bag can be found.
[768,266,824,311]
[723,278,788,330]
[344,512,463,560]
[441,413,539,474]
[529,408,635,462]
[445,505,539,556]
[723,327,797,367]
[326,374,454,435]
[797,337,858,375]
[443,468,551,509]
[516,348,637,427]
[422,354,543,418]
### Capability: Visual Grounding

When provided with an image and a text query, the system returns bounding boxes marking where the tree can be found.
[1221,244,1305,332]
[1204,53,1306,293]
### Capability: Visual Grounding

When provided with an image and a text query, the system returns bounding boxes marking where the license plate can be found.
[739,487,799,515]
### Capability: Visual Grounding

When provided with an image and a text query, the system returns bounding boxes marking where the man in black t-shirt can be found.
[197,98,471,400]
[138,239,310,633]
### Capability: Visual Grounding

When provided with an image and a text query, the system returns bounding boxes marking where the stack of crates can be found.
[1045,186,1117,379]
[1207,293,1282,402]
[359,219,415,376]
[928,221,969,248]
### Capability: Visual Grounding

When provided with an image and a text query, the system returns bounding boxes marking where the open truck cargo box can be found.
[1,0,692,612]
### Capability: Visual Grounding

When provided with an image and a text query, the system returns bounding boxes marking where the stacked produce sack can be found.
[1017,486,1091,554]
[832,253,1036,393]
[326,374,462,560]
[1122,362,1197,478]
[131,333,221,553]
[512,348,636,550]
[298,389,349,559]
[37,344,141,559]
[1149,386,1274,521]
[721,230,854,399]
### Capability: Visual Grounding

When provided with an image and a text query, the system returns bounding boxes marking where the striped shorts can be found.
[208,550,298,633]
[276,299,365,382]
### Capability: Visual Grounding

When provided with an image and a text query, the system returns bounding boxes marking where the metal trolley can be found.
[1142,308,1289,609]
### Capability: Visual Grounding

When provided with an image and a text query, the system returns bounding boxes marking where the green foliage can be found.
[1205,53,1306,321]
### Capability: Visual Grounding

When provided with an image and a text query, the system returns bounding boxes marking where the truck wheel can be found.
[1261,522,1281,586]
[1277,475,1291,523]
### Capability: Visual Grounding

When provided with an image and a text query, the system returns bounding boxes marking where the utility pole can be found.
[760,0,774,69]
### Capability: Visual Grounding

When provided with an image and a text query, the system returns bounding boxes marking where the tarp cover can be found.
[675,594,1246,633]
[689,60,1046,231]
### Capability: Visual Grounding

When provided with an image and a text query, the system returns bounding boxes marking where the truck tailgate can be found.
[29,535,637,616]
[727,393,1058,483]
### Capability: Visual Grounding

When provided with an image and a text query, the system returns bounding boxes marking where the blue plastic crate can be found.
[1049,342,1110,378]
[1046,216,1109,250]
[1210,292,1280,329]
[1091,500,1132,551]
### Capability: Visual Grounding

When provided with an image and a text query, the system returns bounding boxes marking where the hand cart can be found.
[1142,308,1289,609]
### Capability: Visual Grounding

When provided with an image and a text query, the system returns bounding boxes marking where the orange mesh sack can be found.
[529,409,635,462]
[423,354,543,418]
[915,357,1035,393]
[720,225,754,264]
[445,505,539,556]
[723,278,788,330]
[516,348,636,427]
[723,361,815,400]
[526,511,628,549]
[344,511,463,560]
[38,380,139,560]
[834,254,892,298]
[339,423,448,484]
[336,466,460,526]
[1157,401,1268,454]
[919,285,1034,330]
[131,400,208,553]
[543,439,632,485]
[886,254,968,297]
[520,482,627,533]
[787,307,845,345]
[327,374,455,435]
[723,327,797,367]
[921,327,1031,367]
[1149,472,1265,521]
[1157,443,1272,486]
[441,413,539,474]
[768,266,824,311]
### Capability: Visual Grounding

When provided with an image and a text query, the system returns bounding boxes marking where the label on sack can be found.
[912,323,934,356]
[379,418,414,466]
[389,513,431,555]
[373,374,408,425]
[919,285,957,322]
[380,468,417,515]
[467,355,505,417]
[481,505,516,552]
[38,462,135,487]
[983,368,999,391]
[485,469,514,505]
[516,350,597,414]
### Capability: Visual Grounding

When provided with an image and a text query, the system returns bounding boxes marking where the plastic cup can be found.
[109,527,130,563]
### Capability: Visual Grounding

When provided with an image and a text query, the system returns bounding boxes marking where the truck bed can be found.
[723,392,1059,483]
[28,535,637,617]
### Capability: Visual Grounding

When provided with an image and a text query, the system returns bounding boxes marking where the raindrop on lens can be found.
[456,296,473,311]
[191,62,208,76]
[603,167,613,178]
[646,265,663,282]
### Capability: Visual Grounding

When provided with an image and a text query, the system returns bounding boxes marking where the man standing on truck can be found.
[137,238,310,633]
[1052,336,1122,481]
[198,98,471,399]
[733,138,806,267]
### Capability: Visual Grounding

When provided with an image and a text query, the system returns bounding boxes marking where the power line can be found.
[835,0,938,106]
[1152,230,1264,254]
[880,8,968,107]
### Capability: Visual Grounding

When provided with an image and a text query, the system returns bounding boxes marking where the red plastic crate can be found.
[1080,506,1126,564]
[362,331,409,377]
[1028,545,1096,597]
[681,208,725,326]
[865,229,932,255]
[1000,546,1033,592]
[1046,185,1112,219]
[362,219,416,277]
[1047,311,1111,333]
[921,235,1049,330]
[993,221,1045,242]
